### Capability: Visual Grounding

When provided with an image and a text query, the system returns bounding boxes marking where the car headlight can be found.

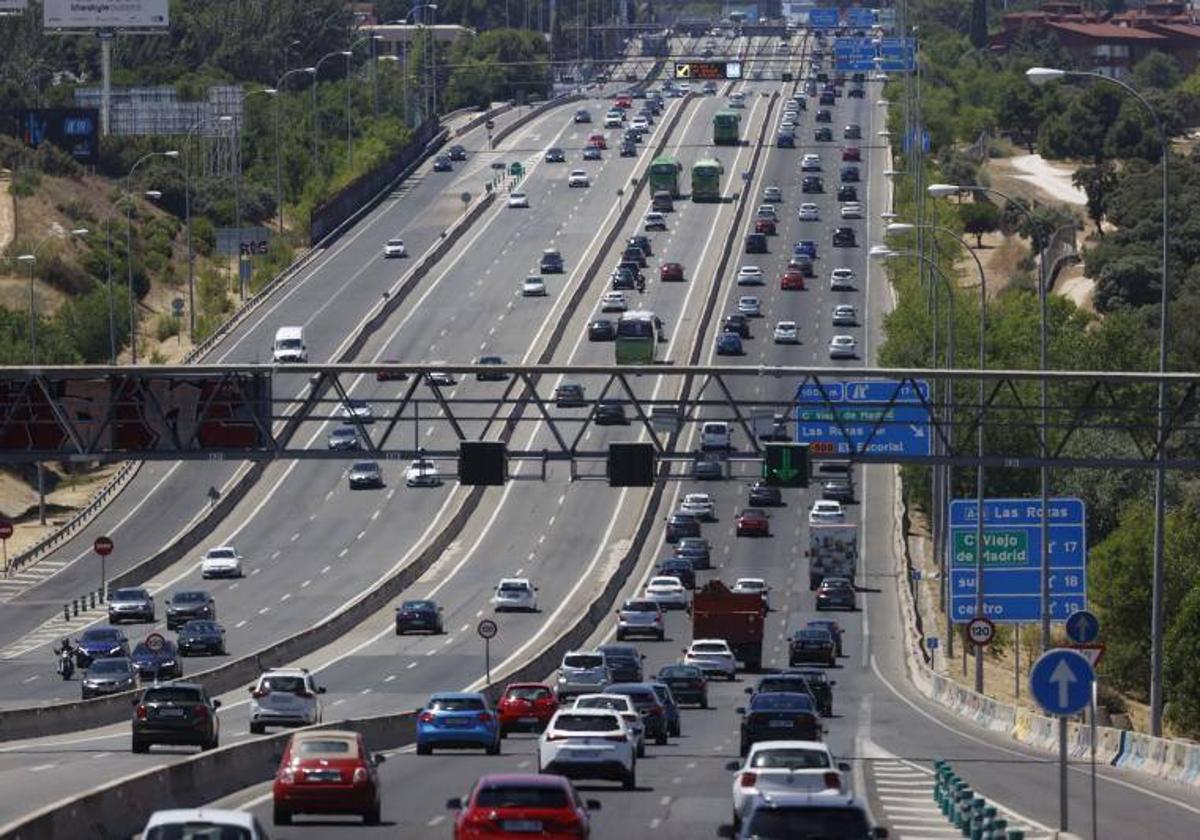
[109,647,123,655]
[161,660,175,667]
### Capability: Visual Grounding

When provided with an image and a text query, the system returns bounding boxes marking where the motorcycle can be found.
[56,647,75,680]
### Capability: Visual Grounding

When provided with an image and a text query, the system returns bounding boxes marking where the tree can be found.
[996,75,1049,154]
[969,0,988,48]
[1132,50,1181,92]
[1165,585,1200,736]
[1072,163,1118,238]
[959,201,1001,248]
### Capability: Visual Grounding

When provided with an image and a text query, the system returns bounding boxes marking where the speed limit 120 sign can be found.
[967,616,996,647]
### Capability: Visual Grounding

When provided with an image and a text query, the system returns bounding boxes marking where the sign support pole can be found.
[1059,717,1069,831]
[1090,681,1098,840]
[485,637,491,685]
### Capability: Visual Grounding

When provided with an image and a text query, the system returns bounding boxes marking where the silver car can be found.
[107,587,155,624]
[248,668,325,734]
[81,657,137,700]
[348,460,383,489]
[556,651,612,701]
[616,599,666,641]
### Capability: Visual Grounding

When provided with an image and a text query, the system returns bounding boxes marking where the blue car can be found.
[130,639,183,680]
[75,626,130,668]
[717,333,743,355]
[415,692,500,755]
[793,240,818,260]
[650,681,682,738]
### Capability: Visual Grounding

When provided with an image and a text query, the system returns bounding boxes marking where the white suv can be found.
[248,668,325,734]
[539,708,637,789]
[200,545,243,579]
[684,639,737,680]
[572,694,646,756]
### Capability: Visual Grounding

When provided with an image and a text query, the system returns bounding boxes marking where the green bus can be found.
[648,154,683,197]
[691,158,723,202]
[713,110,740,145]
[615,310,659,364]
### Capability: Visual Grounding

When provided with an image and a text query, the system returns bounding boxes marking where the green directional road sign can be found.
[763,443,809,488]
[509,162,524,177]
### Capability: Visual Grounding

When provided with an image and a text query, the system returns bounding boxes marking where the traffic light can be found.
[762,443,809,488]
[608,442,655,487]
[459,441,506,486]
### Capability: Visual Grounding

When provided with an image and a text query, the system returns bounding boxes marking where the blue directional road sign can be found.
[794,379,931,457]
[809,8,840,29]
[847,8,876,29]
[927,637,940,651]
[1065,609,1100,645]
[1030,649,1094,716]
[949,498,1087,624]
[833,37,877,72]
[878,37,917,72]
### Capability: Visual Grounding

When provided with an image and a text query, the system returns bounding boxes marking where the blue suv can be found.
[415,692,500,756]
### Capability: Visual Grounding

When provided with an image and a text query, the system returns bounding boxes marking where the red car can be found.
[273,729,384,826]
[496,683,558,736]
[448,773,600,839]
[587,134,607,150]
[615,95,632,109]
[660,262,685,282]
[376,360,408,381]
[736,507,770,537]
[780,269,806,290]
[754,218,777,235]
[842,146,861,161]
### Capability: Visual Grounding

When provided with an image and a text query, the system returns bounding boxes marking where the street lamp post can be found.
[124,151,178,364]
[274,66,317,236]
[875,229,989,693]
[407,4,440,119]
[313,49,351,175]
[1027,66,1171,736]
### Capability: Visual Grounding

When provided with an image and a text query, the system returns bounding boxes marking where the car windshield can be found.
[351,461,378,472]
[506,686,552,701]
[401,600,436,612]
[759,677,809,693]
[183,621,218,633]
[296,737,355,756]
[475,784,569,808]
[207,548,236,559]
[623,601,658,612]
[693,643,727,654]
[262,675,307,693]
[796,629,830,641]
[173,592,207,604]
[751,748,832,770]
[499,582,528,592]
[145,825,252,840]
[554,713,620,732]
[659,666,700,679]
[564,654,604,669]
[144,687,203,704]
[750,693,814,711]
[576,696,629,711]
[746,805,870,838]
[794,671,828,685]
[88,659,130,674]
[111,589,145,600]
[82,628,121,642]
[430,696,485,712]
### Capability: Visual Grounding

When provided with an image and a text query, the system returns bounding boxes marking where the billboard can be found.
[43,0,169,29]
[0,1,29,12]
[13,108,100,165]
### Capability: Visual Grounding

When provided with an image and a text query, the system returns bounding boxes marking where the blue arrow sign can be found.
[794,379,931,457]
[1030,649,1094,716]
[809,8,840,29]
[1065,610,1100,645]
[847,8,876,28]
[949,498,1087,625]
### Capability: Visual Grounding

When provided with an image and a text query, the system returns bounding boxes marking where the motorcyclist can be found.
[636,275,646,293]
[55,638,75,678]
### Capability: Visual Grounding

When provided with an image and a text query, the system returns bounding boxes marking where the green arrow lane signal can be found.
[763,443,809,488]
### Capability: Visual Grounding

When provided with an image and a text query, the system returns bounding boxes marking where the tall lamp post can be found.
[222,87,277,300]
[407,4,440,119]
[16,227,89,526]
[312,49,352,175]
[274,66,317,236]
[124,150,179,363]
[1026,67,1171,737]
[873,232,989,693]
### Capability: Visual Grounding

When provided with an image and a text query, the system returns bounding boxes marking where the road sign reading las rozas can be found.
[949,498,1087,624]
[793,379,931,457]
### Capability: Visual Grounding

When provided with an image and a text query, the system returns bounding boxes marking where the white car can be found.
[604,114,623,128]
[568,169,590,187]
[729,741,846,828]
[406,458,441,487]
[539,709,637,789]
[383,238,407,258]
[801,153,821,171]
[728,94,746,109]
[828,334,857,359]
[700,420,733,450]
[338,399,374,423]
[762,186,783,203]
[601,291,628,312]
[832,304,857,326]
[492,577,538,612]
[737,296,762,317]
[736,265,764,286]
[797,203,820,221]
[773,321,799,344]
[755,205,777,222]
[644,212,667,231]
[809,499,845,524]
[522,276,547,296]
[200,545,243,579]
[681,492,716,521]
[572,694,646,755]
[684,639,737,680]
[507,192,529,208]
[631,116,650,131]
[840,202,864,219]
[677,82,691,94]
[731,577,772,611]
[249,668,324,733]
[830,268,856,290]
[142,810,267,840]
[644,576,689,610]
[780,119,797,132]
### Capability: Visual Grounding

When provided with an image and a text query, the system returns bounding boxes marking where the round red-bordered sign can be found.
[93,536,114,556]
[145,632,166,653]
[0,521,13,540]
[477,619,498,640]
[967,616,996,647]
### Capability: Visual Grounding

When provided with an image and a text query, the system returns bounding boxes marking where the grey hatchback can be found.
[665,510,701,543]
[131,683,220,753]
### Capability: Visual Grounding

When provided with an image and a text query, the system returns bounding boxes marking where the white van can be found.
[272,326,307,363]
[700,421,733,451]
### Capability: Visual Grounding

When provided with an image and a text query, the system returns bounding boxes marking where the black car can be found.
[840,165,860,183]
[789,667,836,716]
[622,129,641,145]
[611,269,636,290]
[837,185,858,202]
[737,692,822,754]
[745,232,768,254]
[447,144,467,161]
[777,132,795,148]
[746,673,814,702]
[545,147,566,163]
[177,619,227,656]
[348,460,384,489]
[554,383,587,408]
[588,319,616,341]
[691,455,723,481]
[789,628,836,666]
[606,682,667,744]
[597,644,644,683]
[131,682,221,753]
[848,86,865,98]
[628,235,652,257]
[833,227,856,248]
[806,619,845,658]
[476,355,508,381]
[655,664,708,707]
[655,557,696,590]
[665,510,701,543]
[815,109,831,123]
[395,599,445,634]
[822,477,855,502]
[844,124,862,139]
[131,640,183,681]
[819,92,835,106]
[540,249,564,273]
[594,400,629,426]
[616,259,644,281]
[814,126,833,142]
[723,313,751,338]
[166,590,216,631]
[620,141,638,157]
[651,191,674,212]
[748,482,783,507]
[81,657,138,699]
[432,155,452,172]
[674,537,712,570]
[622,246,647,267]
[107,587,155,624]
[801,176,824,194]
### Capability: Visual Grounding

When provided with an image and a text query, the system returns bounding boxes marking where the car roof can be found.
[474,772,569,787]
[748,739,830,754]
[263,667,309,677]
[431,691,486,700]
[144,808,257,829]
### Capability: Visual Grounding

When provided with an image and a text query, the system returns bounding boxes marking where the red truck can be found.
[691,580,766,671]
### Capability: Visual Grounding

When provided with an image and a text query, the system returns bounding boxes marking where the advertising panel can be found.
[13,108,100,165]
[0,1,29,13]
[43,0,169,29]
